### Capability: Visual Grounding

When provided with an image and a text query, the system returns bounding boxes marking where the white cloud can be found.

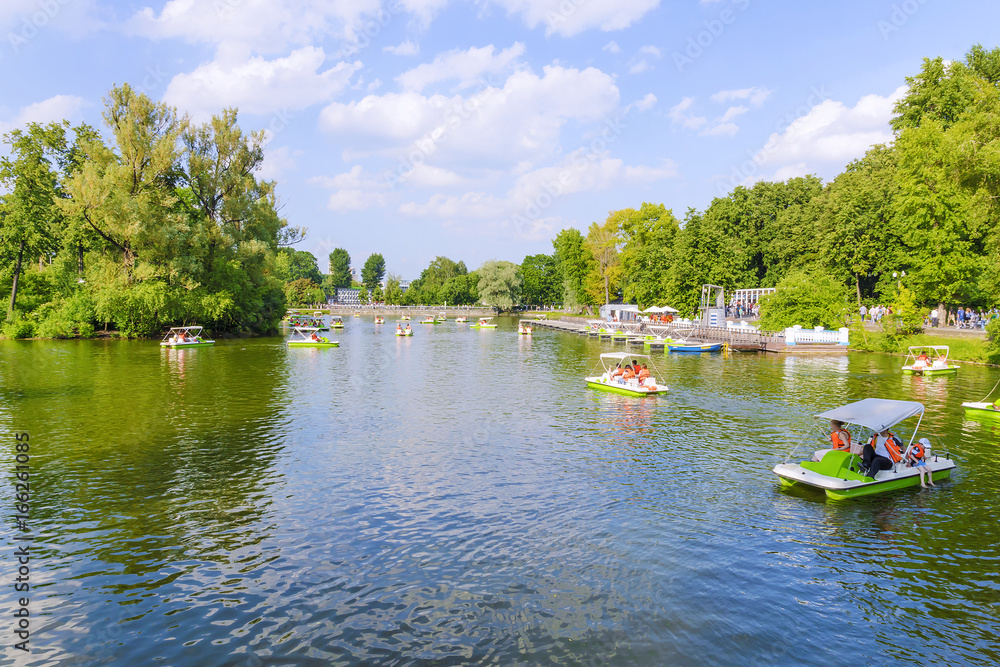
[750,86,906,178]
[384,40,419,56]
[255,145,296,181]
[396,43,525,92]
[711,86,771,107]
[603,41,621,53]
[127,0,382,53]
[668,97,706,130]
[0,0,103,38]
[718,105,748,123]
[309,165,390,211]
[628,43,663,75]
[629,60,650,75]
[700,122,738,137]
[639,45,662,57]
[163,47,361,121]
[0,95,87,138]
[321,64,620,168]
[491,0,660,37]
[631,93,657,113]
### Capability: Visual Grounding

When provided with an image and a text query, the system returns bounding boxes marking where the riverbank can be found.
[850,327,1000,366]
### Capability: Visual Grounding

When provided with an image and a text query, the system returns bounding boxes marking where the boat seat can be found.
[801,450,870,481]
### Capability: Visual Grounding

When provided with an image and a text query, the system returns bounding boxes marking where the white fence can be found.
[728,320,759,332]
[784,325,850,345]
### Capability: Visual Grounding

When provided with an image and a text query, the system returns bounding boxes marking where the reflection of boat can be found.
[330,316,345,329]
[585,352,668,396]
[902,345,959,375]
[287,326,339,348]
[394,321,413,336]
[773,398,956,500]
[160,326,215,348]
[470,317,497,329]
[517,320,534,335]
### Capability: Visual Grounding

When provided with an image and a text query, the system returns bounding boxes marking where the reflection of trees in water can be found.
[0,340,289,575]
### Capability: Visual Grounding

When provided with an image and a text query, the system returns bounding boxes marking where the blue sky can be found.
[1,0,997,279]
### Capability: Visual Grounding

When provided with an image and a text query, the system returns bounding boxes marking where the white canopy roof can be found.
[816,398,924,432]
[642,305,679,313]
[599,352,650,360]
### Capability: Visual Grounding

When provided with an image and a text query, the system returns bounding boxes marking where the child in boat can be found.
[829,420,852,452]
[904,438,935,488]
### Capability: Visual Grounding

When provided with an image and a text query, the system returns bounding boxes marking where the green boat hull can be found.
[161,342,214,348]
[470,325,497,329]
[779,450,953,499]
[964,405,1000,418]
[902,367,958,375]
[586,380,667,397]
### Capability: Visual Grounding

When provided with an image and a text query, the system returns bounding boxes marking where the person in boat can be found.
[310,331,321,341]
[396,324,403,333]
[913,352,930,369]
[609,363,624,381]
[904,437,935,488]
[405,324,412,333]
[829,420,852,452]
[621,364,636,382]
[637,364,651,384]
[177,331,188,343]
[862,428,903,478]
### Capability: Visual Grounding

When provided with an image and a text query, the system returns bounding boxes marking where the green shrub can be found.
[2,316,37,339]
[759,268,849,332]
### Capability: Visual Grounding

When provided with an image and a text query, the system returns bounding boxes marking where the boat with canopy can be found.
[470,316,497,329]
[394,321,413,336]
[455,315,468,322]
[517,320,534,335]
[902,345,958,375]
[330,315,345,329]
[772,398,956,499]
[287,326,339,348]
[374,316,385,324]
[436,312,447,322]
[585,352,668,396]
[419,314,438,324]
[160,326,215,348]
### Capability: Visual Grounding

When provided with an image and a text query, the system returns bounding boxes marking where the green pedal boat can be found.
[585,352,668,396]
[901,345,959,375]
[287,327,339,348]
[773,398,956,500]
[160,326,215,348]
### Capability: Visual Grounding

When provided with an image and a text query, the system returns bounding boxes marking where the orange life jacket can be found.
[870,433,903,463]
[830,429,851,451]
[622,368,635,379]
[908,443,925,460]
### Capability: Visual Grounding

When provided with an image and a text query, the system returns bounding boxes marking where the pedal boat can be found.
[419,314,438,324]
[374,316,385,324]
[772,398,956,500]
[160,326,215,348]
[902,345,959,375]
[400,315,411,321]
[394,322,414,336]
[330,315,345,329]
[287,326,339,348]
[435,311,447,322]
[585,352,668,396]
[470,316,498,329]
[517,320,534,335]
[961,401,1000,418]
[455,316,468,322]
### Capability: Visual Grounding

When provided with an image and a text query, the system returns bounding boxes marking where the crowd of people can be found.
[726,300,760,319]
[859,304,999,329]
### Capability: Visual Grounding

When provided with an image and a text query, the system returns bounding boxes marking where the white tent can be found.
[642,305,679,314]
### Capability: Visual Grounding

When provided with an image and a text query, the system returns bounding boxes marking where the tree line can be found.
[4,45,999,337]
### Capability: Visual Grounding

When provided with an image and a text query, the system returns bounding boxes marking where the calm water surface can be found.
[1,318,999,665]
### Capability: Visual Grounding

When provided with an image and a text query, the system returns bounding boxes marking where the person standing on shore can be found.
[930,307,939,328]
[859,304,868,323]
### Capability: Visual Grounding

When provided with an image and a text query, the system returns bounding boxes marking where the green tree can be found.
[357,285,369,304]
[552,228,593,310]
[384,273,403,304]
[519,253,560,305]
[361,253,385,292]
[616,203,680,308]
[275,248,322,284]
[758,268,849,331]
[328,248,351,288]
[0,123,65,317]
[477,260,522,311]
[584,218,622,305]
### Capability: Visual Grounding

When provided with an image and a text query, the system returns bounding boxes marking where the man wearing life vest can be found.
[904,437,935,488]
[829,420,851,452]
[861,428,902,478]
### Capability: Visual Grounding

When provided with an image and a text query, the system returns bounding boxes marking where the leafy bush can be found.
[2,315,37,339]
[759,269,848,331]
[35,292,96,338]
[987,318,1000,363]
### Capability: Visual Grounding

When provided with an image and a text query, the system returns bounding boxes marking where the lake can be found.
[2,317,999,665]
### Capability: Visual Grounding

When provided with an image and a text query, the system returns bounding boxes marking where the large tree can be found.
[616,203,680,309]
[328,248,352,288]
[552,228,593,309]
[361,253,386,292]
[583,218,621,305]
[477,260,521,311]
[519,253,560,306]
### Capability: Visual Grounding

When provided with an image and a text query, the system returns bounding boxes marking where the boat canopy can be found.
[908,345,950,352]
[815,398,924,432]
[599,352,650,361]
[166,326,203,334]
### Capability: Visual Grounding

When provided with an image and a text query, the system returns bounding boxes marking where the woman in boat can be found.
[637,364,651,384]
[396,324,403,333]
[862,428,903,477]
[310,331,321,342]
[913,352,929,369]
[829,420,852,452]
[904,438,935,488]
